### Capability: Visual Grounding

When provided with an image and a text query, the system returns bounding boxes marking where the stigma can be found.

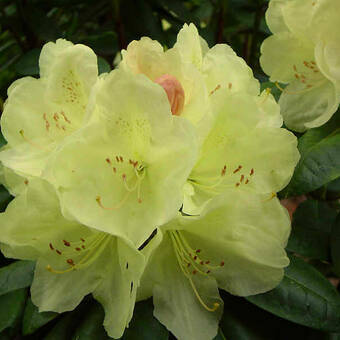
[155,74,185,116]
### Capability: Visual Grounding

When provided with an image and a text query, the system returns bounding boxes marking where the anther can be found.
[196,249,201,253]
[81,238,85,242]
[56,250,62,255]
[49,243,54,250]
[82,245,86,249]
[24,179,29,185]
[209,84,221,96]
[61,111,71,124]
[250,168,254,176]
[106,158,111,164]
[221,165,227,176]
[66,259,74,266]
[192,270,197,275]
[233,166,242,174]
[75,247,81,251]
[228,83,232,90]
[43,113,50,131]
[236,183,240,187]
[220,261,225,267]
[205,261,210,264]
[63,240,71,247]
[245,179,249,184]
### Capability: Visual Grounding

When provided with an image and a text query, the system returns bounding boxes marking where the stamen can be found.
[209,84,221,96]
[19,130,46,150]
[61,111,71,124]
[96,192,131,210]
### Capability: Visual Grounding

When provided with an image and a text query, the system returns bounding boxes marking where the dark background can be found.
[1,1,340,339]
[0,0,270,104]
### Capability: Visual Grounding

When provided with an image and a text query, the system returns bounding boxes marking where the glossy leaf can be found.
[0,261,35,296]
[283,111,340,197]
[44,312,75,340]
[331,214,340,277]
[221,293,329,340]
[247,255,340,332]
[72,302,109,340]
[123,299,169,340]
[97,57,111,74]
[0,288,27,333]
[22,297,58,335]
[287,200,337,260]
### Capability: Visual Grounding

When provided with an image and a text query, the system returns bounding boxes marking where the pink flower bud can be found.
[155,74,185,116]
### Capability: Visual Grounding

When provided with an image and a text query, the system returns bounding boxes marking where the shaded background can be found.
[1,1,340,339]
[0,0,270,103]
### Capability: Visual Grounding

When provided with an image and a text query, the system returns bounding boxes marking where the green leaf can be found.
[0,185,12,212]
[123,299,169,340]
[282,111,340,197]
[221,292,329,340]
[72,302,109,340]
[326,177,340,200]
[15,48,40,76]
[22,297,58,335]
[331,214,340,277]
[0,261,35,296]
[44,312,76,340]
[287,200,338,260]
[0,288,27,333]
[260,81,281,102]
[97,57,111,74]
[247,255,340,332]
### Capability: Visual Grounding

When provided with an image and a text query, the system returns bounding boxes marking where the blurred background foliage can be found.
[0,0,270,102]
[1,0,340,339]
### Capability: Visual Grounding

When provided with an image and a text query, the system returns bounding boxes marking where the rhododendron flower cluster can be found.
[0,24,299,340]
[261,0,340,132]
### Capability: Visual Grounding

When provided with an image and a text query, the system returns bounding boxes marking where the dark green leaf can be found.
[123,299,168,340]
[221,292,328,340]
[260,81,281,102]
[247,255,340,332]
[331,214,340,277]
[0,288,27,332]
[326,177,340,200]
[287,200,338,260]
[22,297,58,335]
[0,261,35,296]
[0,185,12,212]
[72,302,109,340]
[283,111,340,197]
[15,48,40,75]
[44,312,75,340]
[97,57,111,74]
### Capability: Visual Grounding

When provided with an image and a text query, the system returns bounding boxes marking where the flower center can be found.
[155,74,185,116]
[96,155,146,210]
